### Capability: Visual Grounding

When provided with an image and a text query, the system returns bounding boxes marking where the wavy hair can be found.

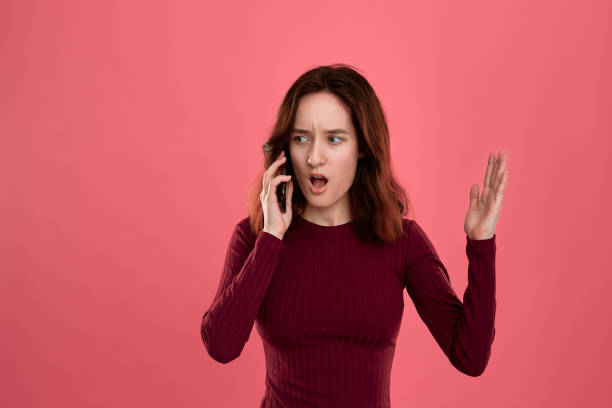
[245,63,414,245]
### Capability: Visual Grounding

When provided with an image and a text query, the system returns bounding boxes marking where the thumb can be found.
[469,184,479,211]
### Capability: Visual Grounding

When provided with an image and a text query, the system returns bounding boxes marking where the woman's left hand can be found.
[464,151,509,240]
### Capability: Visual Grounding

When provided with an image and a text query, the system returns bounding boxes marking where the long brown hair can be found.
[246,63,414,245]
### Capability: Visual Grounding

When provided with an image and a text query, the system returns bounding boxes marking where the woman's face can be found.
[289,91,364,213]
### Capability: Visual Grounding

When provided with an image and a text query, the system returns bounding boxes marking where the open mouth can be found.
[309,176,328,188]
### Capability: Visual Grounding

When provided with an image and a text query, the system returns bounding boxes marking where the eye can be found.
[329,136,342,144]
[294,136,307,143]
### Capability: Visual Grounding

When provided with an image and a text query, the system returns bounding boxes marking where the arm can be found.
[200,220,285,364]
[404,220,497,377]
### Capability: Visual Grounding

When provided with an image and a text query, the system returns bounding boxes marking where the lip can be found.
[308,176,328,195]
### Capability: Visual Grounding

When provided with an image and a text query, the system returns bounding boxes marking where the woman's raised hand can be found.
[464,150,509,240]
[261,150,294,240]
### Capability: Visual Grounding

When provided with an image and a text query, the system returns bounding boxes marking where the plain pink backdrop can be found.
[3,0,611,407]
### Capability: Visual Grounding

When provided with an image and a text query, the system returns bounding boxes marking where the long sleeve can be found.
[200,221,285,364]
[404,220,497,377]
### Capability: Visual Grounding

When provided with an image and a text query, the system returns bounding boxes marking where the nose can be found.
[307,139,325,167]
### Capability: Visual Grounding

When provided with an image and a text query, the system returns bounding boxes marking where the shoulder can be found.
[400,217,417,241]
[233,215,258,248]
[401,217,440,259]
[401,217,429,242]
[236,215,251,231]
[401,217,414,231]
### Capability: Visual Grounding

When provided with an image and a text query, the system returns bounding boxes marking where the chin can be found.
[305,195,330,205]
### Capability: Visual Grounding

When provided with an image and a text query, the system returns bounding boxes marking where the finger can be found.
[469,184,479,211]
[493,151,501,182]
[490,151,505,192]
[266,174,292,199]
[286,179,294,210]
[495,169,508,202]
[495,151,507,186]
[263,153,287,190]
[483,152,495,193]
[267,176,291,210]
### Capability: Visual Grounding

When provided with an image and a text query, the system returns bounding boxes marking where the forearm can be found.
[201,231,284,363]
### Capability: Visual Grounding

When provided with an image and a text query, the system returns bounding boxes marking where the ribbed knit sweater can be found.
[201,213,497,407]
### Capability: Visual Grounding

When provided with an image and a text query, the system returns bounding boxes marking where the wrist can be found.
[263,230,284,241]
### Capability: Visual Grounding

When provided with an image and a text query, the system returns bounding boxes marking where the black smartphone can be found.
[276,146,293,213]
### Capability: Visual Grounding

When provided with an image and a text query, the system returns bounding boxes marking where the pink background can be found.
[3,0,611,407]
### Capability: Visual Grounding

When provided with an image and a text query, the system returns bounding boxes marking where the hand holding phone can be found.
[276,147,293,213]
[261,149,294,240]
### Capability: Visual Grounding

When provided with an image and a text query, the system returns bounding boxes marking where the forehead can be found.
[293,92,353,131]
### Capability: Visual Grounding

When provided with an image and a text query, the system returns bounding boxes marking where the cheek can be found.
[337,163,359,187]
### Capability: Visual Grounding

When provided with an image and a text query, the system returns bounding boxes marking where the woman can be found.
[200,64,508,407]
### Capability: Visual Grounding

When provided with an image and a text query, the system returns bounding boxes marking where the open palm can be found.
[464,151,509,240]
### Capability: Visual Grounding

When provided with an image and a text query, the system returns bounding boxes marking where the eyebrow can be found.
[291,128,350,134]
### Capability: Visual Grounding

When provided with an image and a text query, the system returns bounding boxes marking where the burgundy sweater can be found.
[201,213,497,407]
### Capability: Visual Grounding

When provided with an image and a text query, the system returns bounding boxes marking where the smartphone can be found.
[276,146,293,213]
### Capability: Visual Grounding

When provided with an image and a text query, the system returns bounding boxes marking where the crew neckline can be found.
[295,213,353,231]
